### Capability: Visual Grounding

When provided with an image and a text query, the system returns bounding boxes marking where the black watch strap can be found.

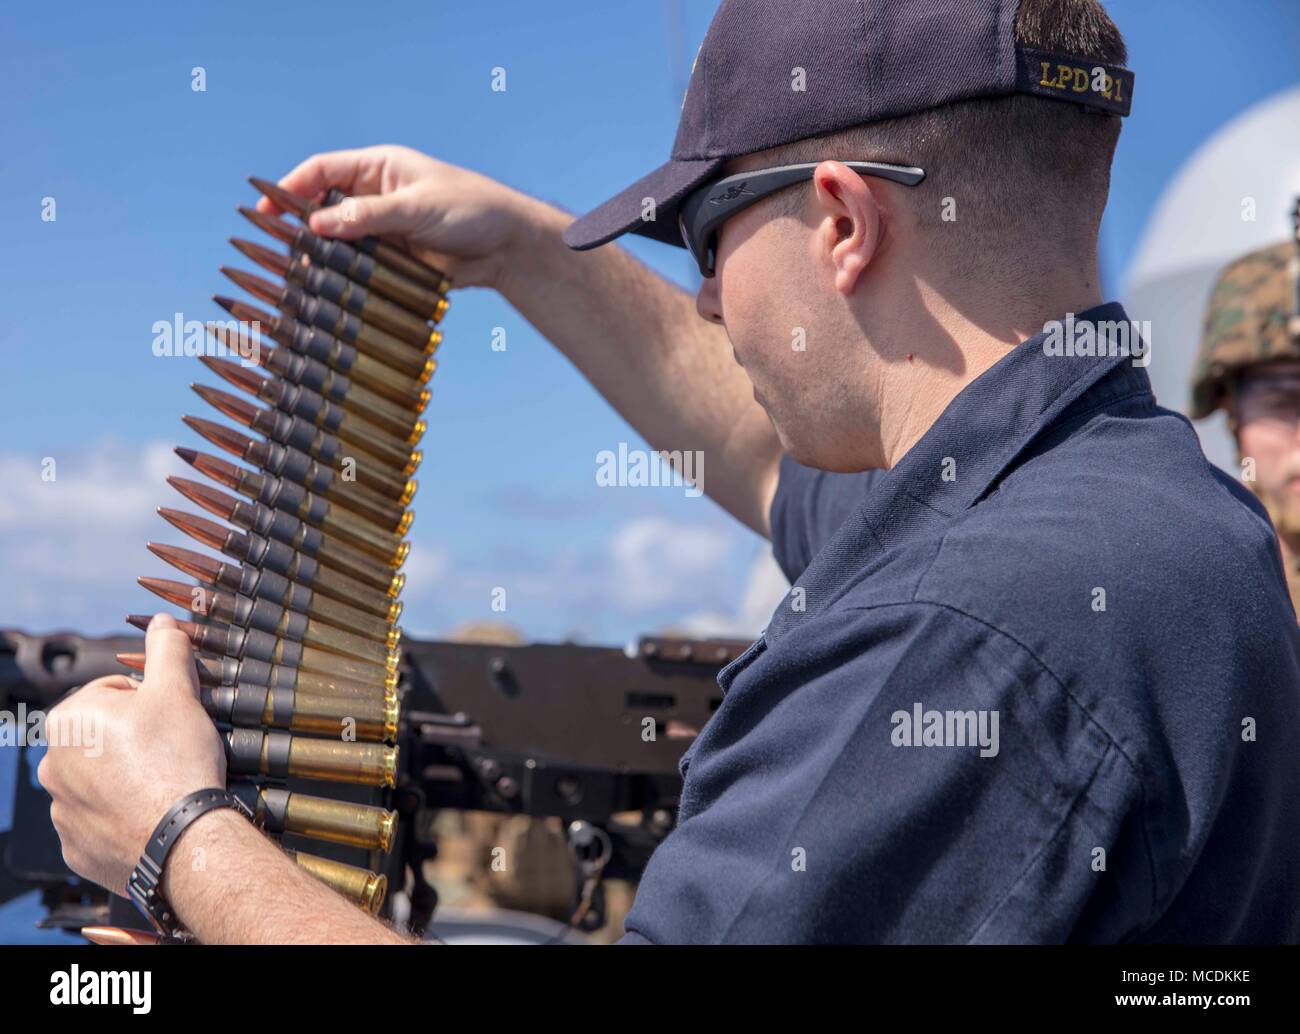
[127,787,253,939]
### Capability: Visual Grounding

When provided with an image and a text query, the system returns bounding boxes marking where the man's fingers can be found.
[47,674,133,715]
[258,148,382,215]
[308,185,425,240]
[140,613,201,701]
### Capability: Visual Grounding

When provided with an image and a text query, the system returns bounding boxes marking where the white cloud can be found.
[607,516,734,610]
[400,542,450,587]
[674,546,791,639]
[0,439,187,628]
[0,440,179,533]
[0,440,769,647]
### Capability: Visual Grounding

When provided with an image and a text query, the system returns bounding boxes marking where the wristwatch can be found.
[126,787,254,939]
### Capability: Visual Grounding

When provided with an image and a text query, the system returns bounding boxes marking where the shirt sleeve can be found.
[768,454,886,583]
[618,603,1152,944]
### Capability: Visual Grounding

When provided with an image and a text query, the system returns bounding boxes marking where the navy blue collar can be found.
[765,301,1153,642]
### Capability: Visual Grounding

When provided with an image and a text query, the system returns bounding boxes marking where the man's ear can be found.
[811,160,884,295]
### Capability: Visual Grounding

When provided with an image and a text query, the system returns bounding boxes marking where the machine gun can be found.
[0,627,748,941]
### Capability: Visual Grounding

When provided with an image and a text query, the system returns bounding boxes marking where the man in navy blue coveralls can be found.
[560,0,1300,944]
[38,0,1300,946]
[618,324,1300,942]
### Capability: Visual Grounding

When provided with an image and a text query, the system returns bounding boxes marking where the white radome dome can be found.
[1122,85,1300,474]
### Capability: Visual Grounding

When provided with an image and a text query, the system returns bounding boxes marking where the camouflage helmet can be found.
[1190,206,1300,420]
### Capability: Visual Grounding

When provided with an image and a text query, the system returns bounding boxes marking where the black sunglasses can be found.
[677,160,926,277]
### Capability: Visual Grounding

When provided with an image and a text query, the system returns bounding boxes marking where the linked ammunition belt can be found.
[124,179,450,926]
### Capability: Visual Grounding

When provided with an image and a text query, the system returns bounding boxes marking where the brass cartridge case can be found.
[293,664,399,698]
[332,416,423,476]
[292,290,427,378]
[250,331,426,437]
[290,260,439,350]
[289,587,398,646]
[350,353,434,412]
[259,788,396,851]
[225,727,397,787]
[176,479,408,585]
[220,299,431,411]
[319,504,409,565]
[346,386,427,443]
[186,555,399,640]
[308,563,403,622]
[300,614,397,668]
[297,642,397,688]
[284,734,397,787]
[233,401,419,497]
[366,260,450,323]
[121,648,392,701]
[322,186,451,296]
[325,473,413,533]
[231,782,396,851]
[290,850,387,914]
[205,683,398,742]
[179,585,395,665]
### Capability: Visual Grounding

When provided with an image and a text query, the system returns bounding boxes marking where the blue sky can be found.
[0,0,750,643]
[1,0,1299,938]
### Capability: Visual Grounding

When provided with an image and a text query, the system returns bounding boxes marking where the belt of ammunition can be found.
[127,174,449,933]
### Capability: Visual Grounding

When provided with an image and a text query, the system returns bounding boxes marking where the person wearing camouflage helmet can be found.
[1191,199,1300,613]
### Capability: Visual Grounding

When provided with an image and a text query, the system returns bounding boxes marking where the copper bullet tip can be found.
[212,295,276,329]
[124,651,222,685]
[116,652,146,672]
[183,415,252,456]
[199,354,263,394]
[237,205,298,246]
[81,926,161,947]
[250,176,312,218]
[175,450,243,490]
[128,614,204,639]
[220,266,282,307]
[166,477,238,519]
[230,237,291,279]
[191,383,258,427]
[147,541,221,583]
[138,576,212,614]
[157,506,230,550]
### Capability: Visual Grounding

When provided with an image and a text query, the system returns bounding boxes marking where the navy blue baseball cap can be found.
[563,0,1133,252]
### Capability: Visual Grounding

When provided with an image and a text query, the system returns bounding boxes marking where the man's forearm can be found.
[160,809,412,944]
[500,198,782,536]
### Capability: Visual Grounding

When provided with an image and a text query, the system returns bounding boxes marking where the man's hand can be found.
[37,612,224,896]
[256,144,538,293]
[261,144,784,534]
[37,612,412,944]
